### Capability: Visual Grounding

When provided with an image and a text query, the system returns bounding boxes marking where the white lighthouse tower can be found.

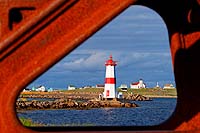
[103,55,117,99]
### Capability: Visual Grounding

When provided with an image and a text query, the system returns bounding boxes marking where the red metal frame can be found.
[0,0,200,132]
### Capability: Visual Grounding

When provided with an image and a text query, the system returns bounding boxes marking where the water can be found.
[17,98,176,126]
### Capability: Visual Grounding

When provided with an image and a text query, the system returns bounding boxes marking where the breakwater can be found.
[16,99,139,110]
[17,91,152,110]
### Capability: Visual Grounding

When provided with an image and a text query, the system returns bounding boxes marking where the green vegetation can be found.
[19,117,94,127]
[20,88,177,98]
[62,88,104,93]
[118,88,177,98]
[63,87,177,98]
[19,117,43,127]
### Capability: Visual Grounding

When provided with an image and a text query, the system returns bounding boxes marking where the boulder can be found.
[124,103,132,108]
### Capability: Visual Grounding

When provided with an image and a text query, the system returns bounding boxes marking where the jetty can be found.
[16,89,152,110]
[16,98,139,110]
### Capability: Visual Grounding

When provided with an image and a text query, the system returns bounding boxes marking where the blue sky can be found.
[29,6,175,89]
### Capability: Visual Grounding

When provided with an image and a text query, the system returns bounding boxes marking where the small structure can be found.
[117,92,123,99]
[96,84,105,88]
[155,82,161,89]
[68,85,76,90]
[103,55,117,99]
[156,82,159,88]
[47,88,53,92]
[130,79,146,89]
[83,85,92,89]
[31,87,36,91]
[163,84,175,89]
[98,93,103,100]
[23,88,31,92]
[36,85,46,92]
[119,84,128,91]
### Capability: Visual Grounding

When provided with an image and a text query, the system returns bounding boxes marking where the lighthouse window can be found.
[16,5,177,129]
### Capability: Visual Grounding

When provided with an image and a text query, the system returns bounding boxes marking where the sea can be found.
[17,98,177,127]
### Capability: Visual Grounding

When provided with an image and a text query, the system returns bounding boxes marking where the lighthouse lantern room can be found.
[103,55,117,99]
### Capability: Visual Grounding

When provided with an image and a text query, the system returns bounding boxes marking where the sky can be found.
[29,5,175,89]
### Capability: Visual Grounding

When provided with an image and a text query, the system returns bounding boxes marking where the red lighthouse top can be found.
[105,55,117,66]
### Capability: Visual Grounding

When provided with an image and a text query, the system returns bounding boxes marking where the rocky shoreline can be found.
[16,98,139,110]
[16,92,151,110]
[19,93,151,101]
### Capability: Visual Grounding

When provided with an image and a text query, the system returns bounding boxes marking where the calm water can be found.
[17,98,176,126]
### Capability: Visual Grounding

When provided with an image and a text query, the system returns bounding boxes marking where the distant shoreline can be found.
[144,95,177,98]
[20,88,177,99]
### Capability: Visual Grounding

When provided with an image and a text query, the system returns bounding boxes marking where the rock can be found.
[67,101,75,107]
[16,98,140,110]
[124,103,132,108]
[125,93,151,101]
[80,102,88,107]
[109,101,121,107]
[120,103,125,107]
[131,103,139,107]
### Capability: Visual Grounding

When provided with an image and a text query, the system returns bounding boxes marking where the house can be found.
[23,88,31,92]
[68,85,76,90]
[130,79,146,89]
[163,84,175,89]
[35,85,46,92]
[119,84,128,91]
[83,85,92,89]
[96,84,105,88]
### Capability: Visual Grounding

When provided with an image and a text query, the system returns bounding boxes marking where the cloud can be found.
[117,52,171,67]
[60,51,107,71]
[53,49,171,74]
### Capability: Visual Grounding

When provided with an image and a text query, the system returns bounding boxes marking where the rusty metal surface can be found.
[0,0,200,132]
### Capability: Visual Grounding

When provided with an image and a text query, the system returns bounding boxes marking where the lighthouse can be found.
[103,55,117,99]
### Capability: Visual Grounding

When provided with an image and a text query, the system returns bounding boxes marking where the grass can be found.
[62,88,104,93]
[19,117,95,127]
[19,117,44,127]
[123,88,177,97]
[20,88,177,98]
[62,87,177,97]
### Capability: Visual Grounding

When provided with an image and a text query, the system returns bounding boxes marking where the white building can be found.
[23,88,31,92]
[119,84,128,91]
[130,79,146,89]
[155,82,161,88]
[163,84,175,89]
[95,84,105,88]
[36,85,46,92]
[68,85,76,90]
[84,85,92,89]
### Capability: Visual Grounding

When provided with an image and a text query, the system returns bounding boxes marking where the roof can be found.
[119,84,128,88]
[164,84,173,87]
[105,55,117,66]
[37,85,45,88]
[131,82,139,85]
[96,84,105,87]
[68,85,75,87]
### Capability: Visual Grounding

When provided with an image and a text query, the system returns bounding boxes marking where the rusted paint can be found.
[0,0,200,132]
